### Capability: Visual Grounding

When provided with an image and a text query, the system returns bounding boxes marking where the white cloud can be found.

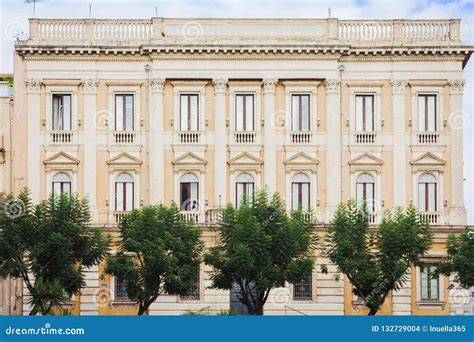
[0,0,473,223]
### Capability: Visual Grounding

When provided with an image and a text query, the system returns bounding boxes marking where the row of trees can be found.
[0,188,472,315]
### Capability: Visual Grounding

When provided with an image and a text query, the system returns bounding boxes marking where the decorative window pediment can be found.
[172,152,207,172]
[228,152,263,171]
[107,152,142,171]
[410,152,445,173]
[349,152,383,173]
[284,152,318,167]
[44,152,79,171]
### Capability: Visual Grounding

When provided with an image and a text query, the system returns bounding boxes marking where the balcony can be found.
[368,212,378,224]
[417,132,439,144]
[180,211,204,223]
[50,131,75,144]
[112,211,129,224]
[113,132,136,144]
[419,212,440,225]
[289,132,312,144]
[178,131,201,144]
[233,131,256,144]
[354,132,376,144]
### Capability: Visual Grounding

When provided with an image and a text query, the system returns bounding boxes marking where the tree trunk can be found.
[137,303,147,315]
[368,307,378,316]
[255,305,264,316]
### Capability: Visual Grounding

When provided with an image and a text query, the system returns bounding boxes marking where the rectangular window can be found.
[291,94,310,131]
[115,94,134,131]
[418,95,437,131]
[52,94,72,131]
[183,266,201,301]
[180,94,199,131]
[115,182,134,212]
[180,182,199,211]
[420,265,439,301]
[235,94,254,131]
[355,95,374,131]
[114,276,129,301]
[293,272,312,301]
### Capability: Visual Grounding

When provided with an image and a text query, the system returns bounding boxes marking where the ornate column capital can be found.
[81,79,98,94]
[448,79,465,95]
[212,78,228,95]
[390,79,409,95]
[324,79,340,95]
[262,78,278,94]
[25,79,42,94]
[150,78,165,94]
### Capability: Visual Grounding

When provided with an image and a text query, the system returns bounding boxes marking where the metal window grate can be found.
[293,272,312,301]
[115,276,129,301]
[182,267,201,301]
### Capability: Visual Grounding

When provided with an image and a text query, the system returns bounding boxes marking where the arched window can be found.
[291,173,310,210]
[115,173,134,212]
[180,173,199,211]
[52,172,71,194]
[356,173,375,211]
[418,174,437,212]
[235,173,254,207]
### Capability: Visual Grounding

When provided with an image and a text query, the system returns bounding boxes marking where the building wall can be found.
[4,17,472,315]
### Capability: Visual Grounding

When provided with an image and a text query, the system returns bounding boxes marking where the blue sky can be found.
[0,0,473,224]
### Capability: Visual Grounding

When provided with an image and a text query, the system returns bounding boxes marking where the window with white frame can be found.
[419,264,440,301]
[418,94,437,131]
[355,94,374,132]
[115,173,134,212]
[52,172,71,195]
[52,94,72,131]
[114,276,129,301]
[235,94,254,131]
[115,94,134,131]
[291,94,310,131]
[418,173,437,212]
[356,173,375,211]
[180,94,199,131]
[291,173,310,210]
[235,173,254,207]
[292,271,312,301]
[180,173,199,211]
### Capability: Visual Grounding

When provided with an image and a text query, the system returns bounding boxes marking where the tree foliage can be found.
[204,189,316,315]
[436,232,474,288]
[324,200,432,315]
[104,204,204,315]
[0,189,110,315]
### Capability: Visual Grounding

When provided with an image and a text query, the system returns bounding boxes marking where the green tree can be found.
[324,200,432,315]
[204,190,316,315]
[0,189,110,315]
[104,204,204,315]
[436,232,474,288]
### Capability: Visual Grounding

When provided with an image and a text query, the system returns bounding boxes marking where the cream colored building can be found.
[2,17,473,315]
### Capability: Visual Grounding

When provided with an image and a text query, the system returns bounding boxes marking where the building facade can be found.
[2,17,473,315]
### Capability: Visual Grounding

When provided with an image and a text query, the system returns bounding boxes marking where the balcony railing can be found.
[181,211,203,223]
[113,132,136,144]
[112,211,129,224]
[233,131,256,144]
[419,212,440,225]
[368,212,377,225]
[178,131,201,144]
[289,132,312,144]
[417,132,439,144]
[205,208,221,224]
[354,132,376,144]
[50,131,74,144]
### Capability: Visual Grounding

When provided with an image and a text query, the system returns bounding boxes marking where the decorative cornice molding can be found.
[390,79,409,95]
[448,79,465,95]
[81,79,98,94]
[212,78,228,94]
[262,78,278,94]
[25,79,42,94]
[150,78,165,94]
[324,79,340,94]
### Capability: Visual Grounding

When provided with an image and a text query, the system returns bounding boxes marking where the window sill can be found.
[416,301,445,310]
[110,300,135,308]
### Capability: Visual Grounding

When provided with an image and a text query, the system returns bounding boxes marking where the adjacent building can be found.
[1,17,473,315]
